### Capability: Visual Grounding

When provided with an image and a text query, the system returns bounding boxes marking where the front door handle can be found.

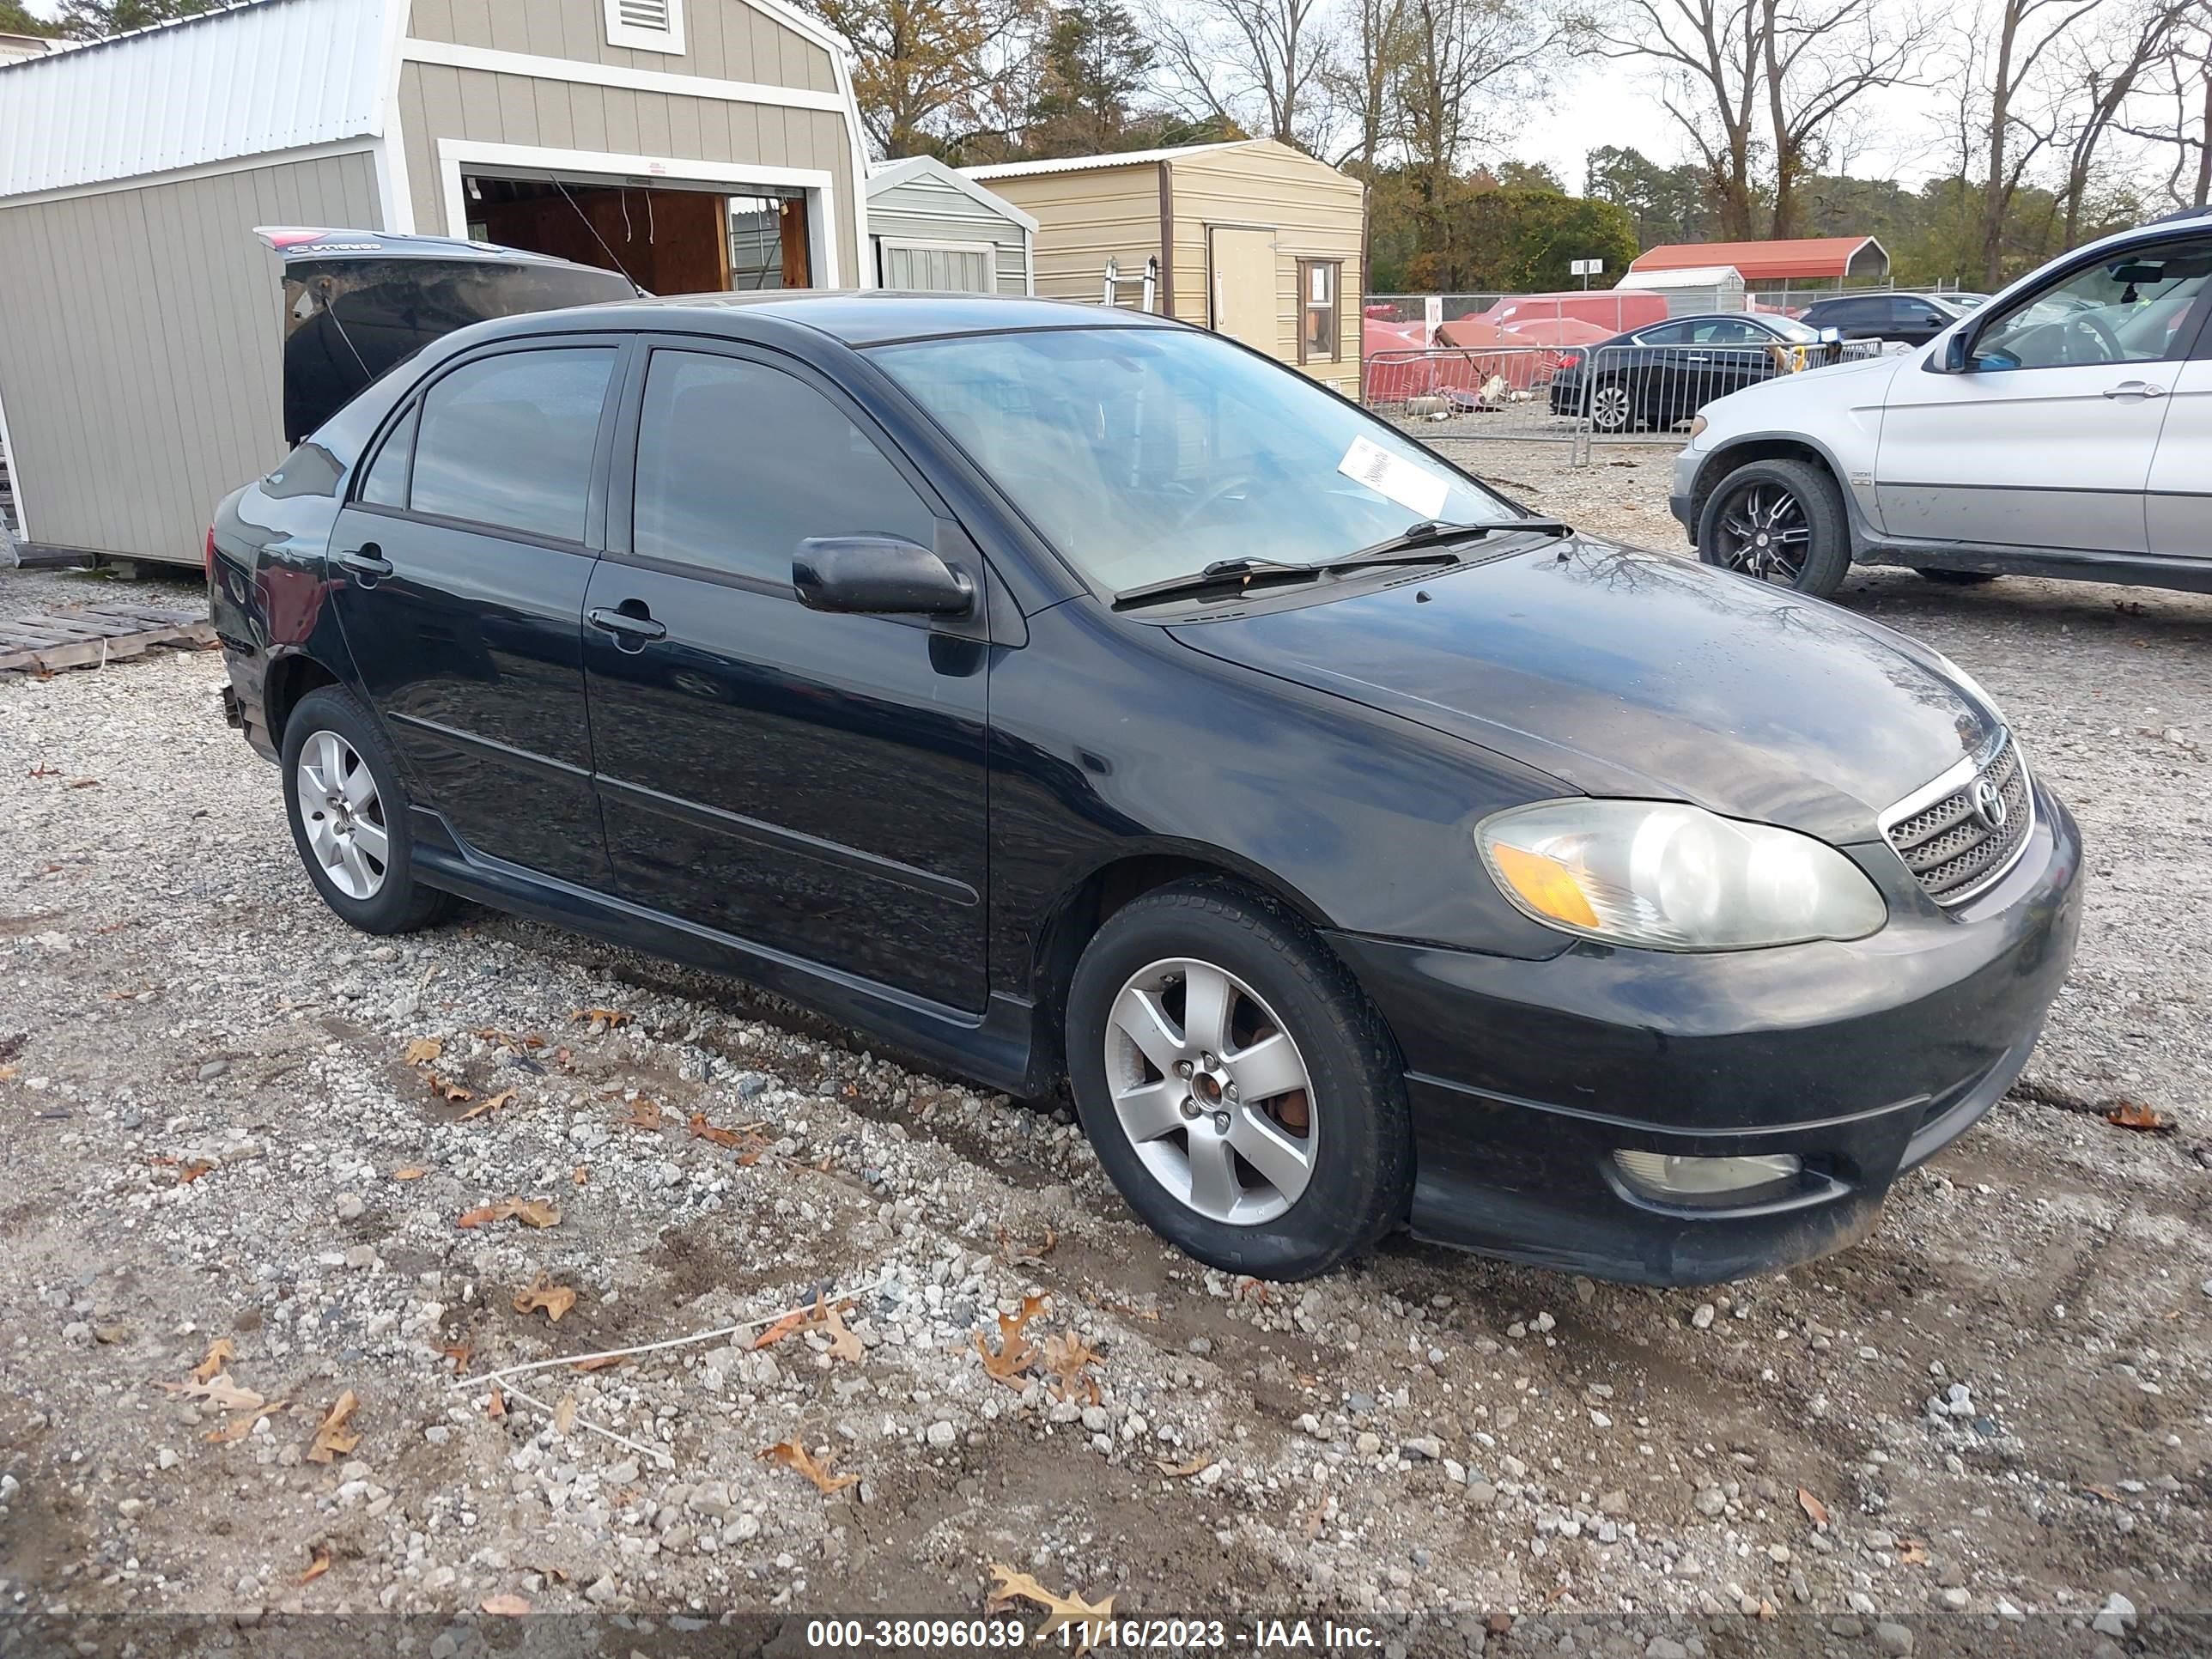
[587,605,668,647]
[2102,381,2167,400]
[337,544,392,582]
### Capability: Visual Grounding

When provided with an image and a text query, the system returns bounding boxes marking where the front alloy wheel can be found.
[1713,477,1811,585]
[1104,957,1316,1226]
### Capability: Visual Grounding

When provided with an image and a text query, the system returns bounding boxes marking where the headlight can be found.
[1479,799,1887,951]
[1687,414,1708,441]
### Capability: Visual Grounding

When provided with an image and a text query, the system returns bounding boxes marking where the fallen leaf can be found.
[458,1088,516,1122]
[204,1415,260,1444]
[975,1293,1048,1389]
[759,1437,858,1494]
[568,1007,632,1029]
[481,1592,531,1616]
[573,1164,589,1185]
[1797,1487,1831,1529]
[190,1337,235,1383]
[304,1390,362,1463]
[300,1545,331,1584]
[161,1372,264,1413]
[0,1064,15,1084]
[985,1564,1115,1646]
[392,1166,427,1181]
[178,1160,215,1184]
[2105,1100,2172,1133]
[404,1037,443,1066]
[424,1073,474,1103]
[996,1224,1058,1263]
[753,1306,815,1349]
[455,1198,561,1230]
[438,1341,472,1375]
[568,1353,627,1373]
[67,777,100,789]
[1155,1453,1214,1478]
[1897,1537,1929,1565]
[514,1272,578,1323]
[1039,1330,1103,1401]
[615,1098,664,1131]
[687,1110,762,1152]
[822,1299,864,1364]
[486,1386,507,1419]
[552,1395,577,1435]
[2083,1485,2124,1504]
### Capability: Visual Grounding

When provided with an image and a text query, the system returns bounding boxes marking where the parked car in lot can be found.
[1796,290,1969,348]
[1675,209,2212,597]
[212,289,2081,1285]
[1548,313,1842,431]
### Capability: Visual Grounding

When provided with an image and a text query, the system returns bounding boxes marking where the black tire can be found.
[280,685,455,935]
[1697,457,1852,599]
[1064,879,1412,1280]
[1912,568,2002,586]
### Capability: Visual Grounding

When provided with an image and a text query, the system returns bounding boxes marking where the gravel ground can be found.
[2,467,2208,1656]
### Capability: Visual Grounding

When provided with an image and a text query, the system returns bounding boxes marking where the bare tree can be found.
[1759,0,1938,236]
[1146,0,1334,146]
[2051,0,2190,242]
[1394,0,1563,215]
[1318,0,1413,168]
[1960,0,2104,286]
[1594,0,1766,236]
[2119,1,2212,207]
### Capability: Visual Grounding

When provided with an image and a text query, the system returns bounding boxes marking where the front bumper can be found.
[1668,448,1700,540]
[1328,782,2082,1285]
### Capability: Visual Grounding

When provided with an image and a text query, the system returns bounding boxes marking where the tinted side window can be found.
[358,403,417,508]
[632,350,936,584]
[1891,298,1942,325]
[409,348,615,543]
[1635,322,1691,345]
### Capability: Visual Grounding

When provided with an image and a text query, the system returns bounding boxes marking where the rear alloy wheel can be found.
[1697,457,1851,599]
[1066,880,1410,1279]
[1588,380,1633,432]
[281,686,455,935]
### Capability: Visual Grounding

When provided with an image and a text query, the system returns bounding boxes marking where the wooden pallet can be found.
[0,600,216,674]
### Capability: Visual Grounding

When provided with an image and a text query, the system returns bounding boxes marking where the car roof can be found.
[472,289,1182,349]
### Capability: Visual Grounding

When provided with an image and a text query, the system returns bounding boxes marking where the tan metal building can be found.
[963,139,1364,397]
[0,0,870,567]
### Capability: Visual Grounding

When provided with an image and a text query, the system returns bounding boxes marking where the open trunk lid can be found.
[258,227,644,444]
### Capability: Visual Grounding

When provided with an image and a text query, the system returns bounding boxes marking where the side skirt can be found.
[408,809,1046,1101]
[1856,542,2212,594]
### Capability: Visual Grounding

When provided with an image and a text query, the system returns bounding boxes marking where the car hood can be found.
[1719,347,1905,410]
[1164,537,1996,844]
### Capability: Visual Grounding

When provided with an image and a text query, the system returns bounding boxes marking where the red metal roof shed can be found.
[1627,236,1889,283]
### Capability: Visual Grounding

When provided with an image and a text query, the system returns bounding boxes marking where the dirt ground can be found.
[2,450,2208,1657]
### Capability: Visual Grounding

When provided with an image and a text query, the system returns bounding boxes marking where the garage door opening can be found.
[462,174,813,295]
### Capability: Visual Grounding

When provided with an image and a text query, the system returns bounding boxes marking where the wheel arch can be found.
[262,649,345,746]
[1690,434,1874,552]
[1021,844,1343,1093]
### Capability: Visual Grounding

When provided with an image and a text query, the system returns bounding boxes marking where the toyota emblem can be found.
[1972,777,2008,832]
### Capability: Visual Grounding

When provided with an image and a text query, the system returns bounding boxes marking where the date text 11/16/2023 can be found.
[803,1616,1385,1650]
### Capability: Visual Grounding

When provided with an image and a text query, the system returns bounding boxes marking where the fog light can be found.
[1613,1150,1801,1202]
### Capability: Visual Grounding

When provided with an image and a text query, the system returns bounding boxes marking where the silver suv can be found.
[1670,208,2212,598]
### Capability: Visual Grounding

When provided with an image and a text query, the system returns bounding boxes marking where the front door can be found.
[580,342,991,1011]
[329,340,621,884]
[1873,232,2212,554]
[1210,227,1279,351]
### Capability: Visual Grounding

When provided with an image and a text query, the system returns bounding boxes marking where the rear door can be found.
[580,340,992,1011]
[328,338,622,884]
[2145,293,2212,560]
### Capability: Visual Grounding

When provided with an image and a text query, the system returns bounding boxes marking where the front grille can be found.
[1885,732,2033,905]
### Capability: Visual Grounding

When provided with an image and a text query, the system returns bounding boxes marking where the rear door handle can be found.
[2102,381,2167,400]
[587,605,668,644]
[337,544,392,581]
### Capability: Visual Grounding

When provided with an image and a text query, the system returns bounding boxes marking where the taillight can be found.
[1559,351,1582,368]
[205,526,217,581]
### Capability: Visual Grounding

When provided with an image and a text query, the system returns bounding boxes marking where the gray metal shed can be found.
[865,155,1033,295]
[0,0,872,568]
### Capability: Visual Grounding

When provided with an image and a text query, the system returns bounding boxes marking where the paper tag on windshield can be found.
[1338,436,1450,523]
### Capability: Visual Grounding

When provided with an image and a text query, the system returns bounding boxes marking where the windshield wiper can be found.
[1113,557,1322,608]
[1340,517,1571,564]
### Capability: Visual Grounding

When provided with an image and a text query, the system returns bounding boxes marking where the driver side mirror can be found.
[1941,331,1973,373]
[793,536,975,617]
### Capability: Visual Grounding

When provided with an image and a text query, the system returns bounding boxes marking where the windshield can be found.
[870,326,1520,592]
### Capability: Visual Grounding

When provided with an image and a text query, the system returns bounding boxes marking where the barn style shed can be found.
[963,139,1364,396]
[866,155,1034,294]
[0,0,870,568]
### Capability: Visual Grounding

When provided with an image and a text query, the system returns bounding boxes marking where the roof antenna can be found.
[549,174,641,286]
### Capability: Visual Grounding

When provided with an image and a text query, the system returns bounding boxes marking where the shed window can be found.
[1298,260,1340,363]
[605,0,685,53]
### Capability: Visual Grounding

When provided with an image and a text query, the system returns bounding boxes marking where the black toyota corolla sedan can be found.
[210,289,2082,1285]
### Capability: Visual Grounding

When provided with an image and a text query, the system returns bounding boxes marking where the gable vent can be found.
[605,0,684,52]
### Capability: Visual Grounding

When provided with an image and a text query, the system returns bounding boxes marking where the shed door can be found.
[1209,227,1279,353]
[881,243,994,293]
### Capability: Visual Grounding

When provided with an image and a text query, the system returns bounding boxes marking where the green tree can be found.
[1393,177,1640,291]
[55,0,220,40]
[0,3,64,36]
[1583,145,1721,246]
[1023,0,1157,154]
